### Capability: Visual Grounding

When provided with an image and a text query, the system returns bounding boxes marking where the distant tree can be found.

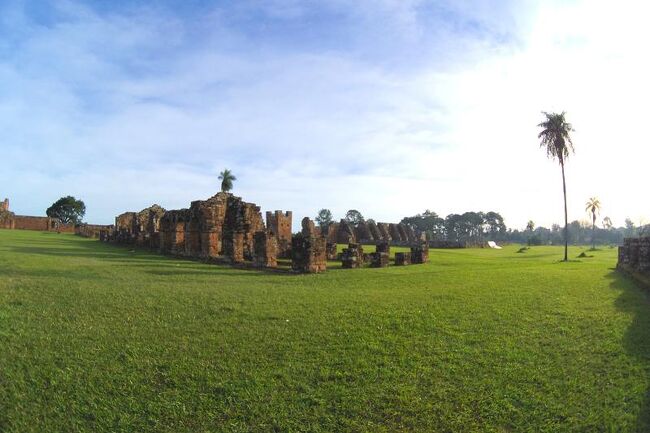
[625,218,636,237]
[526,220,535,232]
[538,111,575,261]
[484,211,506,240]
[401,210,445,240]
[602,216,613,230]
[344,209,364,227]
[585,197,601,249]
[218,169,236,192]
[315,209,333,230]
[46,196,85,225]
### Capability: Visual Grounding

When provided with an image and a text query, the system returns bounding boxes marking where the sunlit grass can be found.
[0,230,648,432]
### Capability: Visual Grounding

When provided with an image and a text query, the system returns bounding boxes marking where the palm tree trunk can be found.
[561,161,568,261]
[592,213,596,250]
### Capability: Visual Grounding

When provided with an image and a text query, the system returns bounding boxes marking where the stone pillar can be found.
[341,243,364,268]
[370,251,389,268]
[411,242,429,264]
[291,234,327,273]
[395,252,411,266]
[254,231,278,268]
[376,242,390,255]
[232,232,245,263]
[326,242,337,260]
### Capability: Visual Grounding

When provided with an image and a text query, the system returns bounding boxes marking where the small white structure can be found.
[487,241,502,249]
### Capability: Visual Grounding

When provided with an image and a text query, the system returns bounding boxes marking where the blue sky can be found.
[1,0,649,229]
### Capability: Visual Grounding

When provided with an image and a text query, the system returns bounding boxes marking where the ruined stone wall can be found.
[367,221,382,241]
[341,243,364,268]
[266,210,292,257]
[12,216,54,231]
[292,234,327,273]
[254,231,278,268]
[336,220,356,244]
[76,224,113,238]
[223,195,265,261]
[135,205,165,248]
[355,221,374,243]
[370,251,389,268]
[186,194,227,259]
[411,242,430,264]
[0,208,15,229]
[389,224,404,243]
[377,223,392,243]
[618,237,650,275]
[326,242,337,260]
[395,252,411,266]
[115,212,137,243]
[325,222,339,243]
[159,209,189,255]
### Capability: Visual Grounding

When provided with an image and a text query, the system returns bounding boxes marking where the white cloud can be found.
[0,0,648,230]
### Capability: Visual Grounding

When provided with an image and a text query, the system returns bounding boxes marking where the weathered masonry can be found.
[618,237,650,285]
[0,198,74,232]
[96,192,432,274]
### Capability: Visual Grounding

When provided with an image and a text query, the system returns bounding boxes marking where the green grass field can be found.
[1,230,649,432]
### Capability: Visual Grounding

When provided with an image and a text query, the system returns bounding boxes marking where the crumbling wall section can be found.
[618,237,650,275]
[253,231,278,268]
[411,242,430,264]
[355,222,374,243]
[266,210,292,257]
[76,224,113,238]
[336,220,356,244]
[341,243,364,268]
[377,223,392,243]
[291,234,327,273]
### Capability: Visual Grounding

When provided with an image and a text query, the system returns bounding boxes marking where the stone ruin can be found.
[410,242,430,264]
[0,198,75,232]
[341,243,364,268]
[370,251,389,268]
[105,192,309,270]
[618,237,650,276]
[96,192,436,274]
[76,223,113,239]
[291,232,327,273]
[394,252,411,266]
[0,198,14,229]
[326,242,337,260]
[336,219,356,244]
[322,218,419,248]
[253,231,278,268]
[266,210,292,257]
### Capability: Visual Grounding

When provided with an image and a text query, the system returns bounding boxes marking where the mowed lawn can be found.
[1,230,649,433]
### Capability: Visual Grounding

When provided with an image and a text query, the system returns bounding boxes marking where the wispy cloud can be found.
[1,0,648,228]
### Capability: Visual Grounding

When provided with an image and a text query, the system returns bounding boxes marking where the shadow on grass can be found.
[608,269,650,431]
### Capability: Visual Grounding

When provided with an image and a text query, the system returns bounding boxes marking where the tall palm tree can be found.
[218,169,236,192]
[585,197,601,250]
[538,111,575,261]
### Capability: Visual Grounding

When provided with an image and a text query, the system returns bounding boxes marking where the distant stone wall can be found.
[618,237,650,277]
[12,215,74,232]
[76,224,113,238]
